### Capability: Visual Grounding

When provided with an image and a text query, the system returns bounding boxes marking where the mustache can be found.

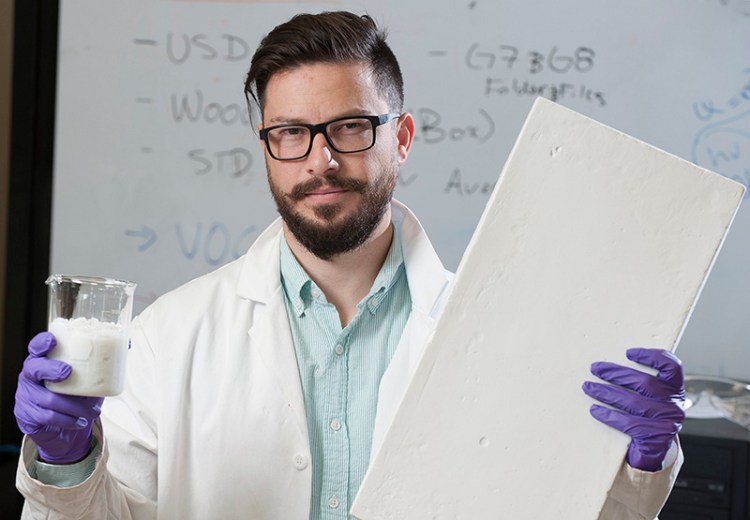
[289,176,368,201]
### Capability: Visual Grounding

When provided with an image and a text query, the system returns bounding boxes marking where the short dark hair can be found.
[244,11,404,123]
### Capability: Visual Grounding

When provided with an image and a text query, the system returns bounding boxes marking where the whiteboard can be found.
[52,0,750,380]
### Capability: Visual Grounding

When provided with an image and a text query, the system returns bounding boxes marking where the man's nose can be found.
[306,132,339,175]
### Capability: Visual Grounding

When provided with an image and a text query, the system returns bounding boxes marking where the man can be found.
[14,11,684,519]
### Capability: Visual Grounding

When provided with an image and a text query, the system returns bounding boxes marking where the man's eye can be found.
[331,120,367,134]
[279,127,305,137]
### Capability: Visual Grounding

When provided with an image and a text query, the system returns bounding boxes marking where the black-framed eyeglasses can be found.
[259,113,400,161]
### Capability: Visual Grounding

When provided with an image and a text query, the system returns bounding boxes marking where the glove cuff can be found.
[627,440,672,472]
[36,434,94,465]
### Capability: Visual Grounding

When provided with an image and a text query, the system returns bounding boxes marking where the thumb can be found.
[28,332,58,357]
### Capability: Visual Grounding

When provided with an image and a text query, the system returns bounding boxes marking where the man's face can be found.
[260,61,412,260]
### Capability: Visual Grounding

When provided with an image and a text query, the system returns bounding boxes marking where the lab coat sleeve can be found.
[598,440,684,520]
[16,314,159,519]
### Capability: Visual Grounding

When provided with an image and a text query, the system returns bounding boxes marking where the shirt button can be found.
[330,419,341,431]
[293,454,308,470]
[334,344,344,355]
[328,496,339,509]
[311,287,321,298]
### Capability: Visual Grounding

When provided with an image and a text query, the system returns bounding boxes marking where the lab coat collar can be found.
[236,217,284,303]
[391,199,450,318]
[236,199,449,310]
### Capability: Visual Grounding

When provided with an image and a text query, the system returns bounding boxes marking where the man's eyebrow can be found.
[265,109,373,126]
[265,116,306,125]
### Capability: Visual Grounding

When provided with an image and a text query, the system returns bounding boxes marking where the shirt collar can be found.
[279,237,311,317]
[360,222,405,314]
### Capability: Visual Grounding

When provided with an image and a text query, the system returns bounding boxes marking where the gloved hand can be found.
[582,347,685,472]
[14,332,103,464]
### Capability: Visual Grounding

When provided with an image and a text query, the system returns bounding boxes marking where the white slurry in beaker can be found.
[46,317,129,397]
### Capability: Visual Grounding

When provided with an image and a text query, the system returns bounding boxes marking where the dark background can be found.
[1,0,58,517]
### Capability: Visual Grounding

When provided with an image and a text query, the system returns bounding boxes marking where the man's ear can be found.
[396,112,415,165]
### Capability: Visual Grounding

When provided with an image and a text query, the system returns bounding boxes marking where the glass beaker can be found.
[44,274,137,397]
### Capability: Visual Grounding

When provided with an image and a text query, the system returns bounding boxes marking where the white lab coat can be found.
[17,200,681,519]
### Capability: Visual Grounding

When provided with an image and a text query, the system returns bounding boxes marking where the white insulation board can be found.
[351,97,745,519]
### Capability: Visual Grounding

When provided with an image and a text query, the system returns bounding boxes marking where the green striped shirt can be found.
[280,223,411,520]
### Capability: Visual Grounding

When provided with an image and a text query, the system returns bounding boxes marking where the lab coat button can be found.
[328,496,339,509]
[293,454,308,470]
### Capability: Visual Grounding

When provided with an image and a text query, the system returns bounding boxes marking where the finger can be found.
[28,332,57,357]
[21,382,103,420]
[21,356,72,384]
[626,348,683,385]
[583,382,685,421]
[17,409,92,433]
[591,362,652,389]
[589,405,682,439]
[589,404,632,435]
[14,392,92,432]
[590,361,683,398]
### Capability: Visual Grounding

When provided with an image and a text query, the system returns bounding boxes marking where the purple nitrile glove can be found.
[582,348,685,472]
[14,332,104,464]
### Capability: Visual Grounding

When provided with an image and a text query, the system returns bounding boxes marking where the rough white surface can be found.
[351,98,745,519]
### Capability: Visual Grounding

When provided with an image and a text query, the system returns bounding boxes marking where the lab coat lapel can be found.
[371,309,435,454]
[238,219,309,444]
[248,294,309,443]
[370,200,453,455]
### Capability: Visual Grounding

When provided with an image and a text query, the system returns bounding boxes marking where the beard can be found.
[268,165,398,261]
